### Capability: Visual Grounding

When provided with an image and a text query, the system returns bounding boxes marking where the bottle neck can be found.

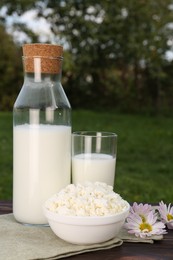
[24,72,62,83]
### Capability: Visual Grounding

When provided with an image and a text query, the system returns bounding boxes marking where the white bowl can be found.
[43,202,130,245]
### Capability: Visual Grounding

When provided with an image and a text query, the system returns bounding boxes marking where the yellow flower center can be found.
[140,222,152,232]
[167,214,173,221]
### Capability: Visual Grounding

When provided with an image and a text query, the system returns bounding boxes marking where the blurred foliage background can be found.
[1,1,173,202]
[1,0,173,113]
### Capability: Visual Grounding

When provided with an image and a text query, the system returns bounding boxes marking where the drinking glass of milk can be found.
[72,131,117,187]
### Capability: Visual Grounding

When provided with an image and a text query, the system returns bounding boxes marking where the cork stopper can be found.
[22,43,63,74]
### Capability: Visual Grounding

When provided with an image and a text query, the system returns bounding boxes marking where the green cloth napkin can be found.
[0,214,163,260]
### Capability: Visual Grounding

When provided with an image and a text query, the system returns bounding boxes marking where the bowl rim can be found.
[43,201,130,225]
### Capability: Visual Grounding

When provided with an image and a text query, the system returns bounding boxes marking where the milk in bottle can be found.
[13,44,71,225]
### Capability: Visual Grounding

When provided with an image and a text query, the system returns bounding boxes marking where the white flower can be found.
[125,211,166,238]
[129,202,153,222]
[158,201,173,229]
[124,203,167,238]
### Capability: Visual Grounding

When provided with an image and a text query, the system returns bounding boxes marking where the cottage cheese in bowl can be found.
[43,182,130,244]
[45,182,128,217]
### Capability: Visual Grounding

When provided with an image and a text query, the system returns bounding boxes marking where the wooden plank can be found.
[0,200,12,214]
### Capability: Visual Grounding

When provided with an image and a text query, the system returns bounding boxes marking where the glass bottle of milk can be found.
[13,44,71,225]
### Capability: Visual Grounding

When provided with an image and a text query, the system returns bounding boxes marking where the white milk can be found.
[13,124,71,225]
[72,153,116,186]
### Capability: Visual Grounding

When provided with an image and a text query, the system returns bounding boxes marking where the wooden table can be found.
[1,201,173,260]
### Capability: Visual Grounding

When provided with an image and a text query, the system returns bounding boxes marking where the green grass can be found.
[0,112,13,199]
[1,110,173,203]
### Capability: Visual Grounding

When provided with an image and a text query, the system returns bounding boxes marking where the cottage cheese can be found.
[45,182,128,217]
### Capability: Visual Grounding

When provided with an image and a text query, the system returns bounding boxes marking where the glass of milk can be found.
[72,131,117,187]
